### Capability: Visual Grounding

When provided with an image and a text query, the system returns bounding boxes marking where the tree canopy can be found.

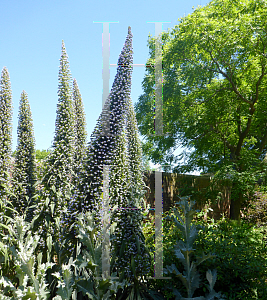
[135,0,267,219]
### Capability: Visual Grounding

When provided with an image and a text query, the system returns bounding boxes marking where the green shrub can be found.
[142,206,185,299]
[162,197,225,299]
[143,199,267,299]
[194,215,267,299]
[0,215,54,299]
[143,198,225,299]
[242,189,267,227]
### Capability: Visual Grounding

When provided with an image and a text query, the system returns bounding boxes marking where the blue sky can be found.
[0,0,211,171]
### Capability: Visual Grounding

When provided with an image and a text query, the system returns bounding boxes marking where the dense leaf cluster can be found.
[242,189,267,227]
[135,0,267,220]
[142,203,267,299]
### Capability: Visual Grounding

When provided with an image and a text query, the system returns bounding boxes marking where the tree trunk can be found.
[230,190,242,221]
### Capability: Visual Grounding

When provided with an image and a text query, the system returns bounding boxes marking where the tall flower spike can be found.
[34,40,75,257]
[125,96,147,209]
[46,40,75,191]
[80,27,133,237]
[62,78,87,255]
[78,26,152,281]
[109,117,152,281]
[0,67,12,221]
[12,91,36,223]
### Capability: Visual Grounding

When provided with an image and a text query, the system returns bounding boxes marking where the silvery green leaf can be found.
[206,269,217,291]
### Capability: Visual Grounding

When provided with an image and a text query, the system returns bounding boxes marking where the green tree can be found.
[135,0,267,220]
[142,151,152,171]
[0,67,12,207]
[34,40,75,257]
[35,149,50,161]
[34,150,51,183]
[12,90,37,223]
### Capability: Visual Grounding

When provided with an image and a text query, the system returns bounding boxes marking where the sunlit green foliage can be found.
[0,211,126,299]
[195,216,267,299]
[163,198,225,299]
[35,149,51,161]
[135,0,267,220]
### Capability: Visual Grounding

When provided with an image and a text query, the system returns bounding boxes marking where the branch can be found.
[253,54,266,105]
[204,86,232,103]
[208,124,235,153]
[190,131,210,141]
[235,105,255,157]
[197,33,251,105]
[236,106,241,135]
[206,49,252,106]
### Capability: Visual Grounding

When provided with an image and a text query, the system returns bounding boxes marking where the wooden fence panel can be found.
[142,171,231,221]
